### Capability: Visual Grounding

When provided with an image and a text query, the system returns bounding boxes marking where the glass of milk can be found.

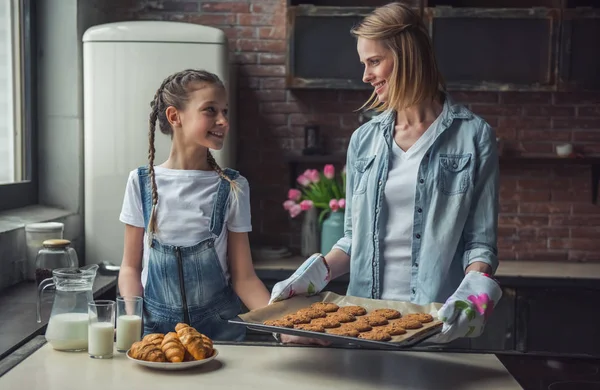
[88,300,115,359]
[116,296,143,353]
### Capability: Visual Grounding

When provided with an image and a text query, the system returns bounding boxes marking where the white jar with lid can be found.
[24,222,64,281]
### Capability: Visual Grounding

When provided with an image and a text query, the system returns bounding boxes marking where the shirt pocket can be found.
[438,153,472,195]
[353,155,376,195]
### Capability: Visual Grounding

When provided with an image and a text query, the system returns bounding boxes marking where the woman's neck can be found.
[395,98,443,131]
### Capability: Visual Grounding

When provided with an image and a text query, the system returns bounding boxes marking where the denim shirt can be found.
[332,93,499,305]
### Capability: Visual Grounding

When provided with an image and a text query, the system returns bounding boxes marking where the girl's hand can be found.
[280,334,331,346]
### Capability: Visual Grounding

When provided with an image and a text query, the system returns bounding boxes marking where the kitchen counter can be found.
[0,274,117,361]
[0,337,522,389]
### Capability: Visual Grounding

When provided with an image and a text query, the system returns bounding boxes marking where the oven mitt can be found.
[428,271,502,344]
[269,253,331,304]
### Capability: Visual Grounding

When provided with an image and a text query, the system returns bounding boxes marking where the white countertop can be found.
[1,343,522,389]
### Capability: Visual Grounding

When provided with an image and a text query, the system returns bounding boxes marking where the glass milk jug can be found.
[37,264,99,351]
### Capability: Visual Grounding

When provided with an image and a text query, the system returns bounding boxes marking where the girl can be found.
[271,2,502,345]
[118,69,270,341]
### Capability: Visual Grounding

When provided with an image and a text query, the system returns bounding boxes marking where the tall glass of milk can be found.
[116,296,143,353]
[88,300,115,359]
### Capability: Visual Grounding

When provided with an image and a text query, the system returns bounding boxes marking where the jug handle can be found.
[37,277,55,323]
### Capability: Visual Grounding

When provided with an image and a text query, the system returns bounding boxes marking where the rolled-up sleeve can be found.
[462,121,500,274]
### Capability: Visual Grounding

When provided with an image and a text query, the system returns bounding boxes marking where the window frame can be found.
[0,0,37,212]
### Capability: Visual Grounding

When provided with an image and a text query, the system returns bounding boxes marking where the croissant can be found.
[142,333,164,347]
[161,332,185,363]
[130,340,167,362]
[175,323,209,360]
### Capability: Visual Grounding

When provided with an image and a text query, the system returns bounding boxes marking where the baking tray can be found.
[229,292,443,349]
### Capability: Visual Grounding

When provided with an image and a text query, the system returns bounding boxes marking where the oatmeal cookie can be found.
[403,313,434,323]
[310,302,339,313]
[363,314,389,326]
[382,322,407,335]
[338,305,367,316]
[327,312,356,323]
[311,317,341,328]
[263,319,293,328]
[396,318,423,329]
[294,323,325,332]
[281,313,312,325]
[327,327,359,337]
[358,330,392,341]
[296,308,327,319]
[370,308,402,320]
[343,319,372,332]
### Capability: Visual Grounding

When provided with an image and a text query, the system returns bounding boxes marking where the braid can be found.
[207,151,240,202]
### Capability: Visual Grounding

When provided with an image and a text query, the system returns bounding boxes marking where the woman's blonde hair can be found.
[351,2,445,112]
[147,69,239,238]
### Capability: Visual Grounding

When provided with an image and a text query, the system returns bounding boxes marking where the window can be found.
[0,0,36,212]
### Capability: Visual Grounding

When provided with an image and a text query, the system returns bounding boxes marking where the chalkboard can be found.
[429,8,558,89]
[560,11,600,90]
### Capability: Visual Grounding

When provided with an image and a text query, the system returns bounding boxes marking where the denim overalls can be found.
[137,166,246,341]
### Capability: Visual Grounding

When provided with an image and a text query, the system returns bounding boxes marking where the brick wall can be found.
[99,0,600,262]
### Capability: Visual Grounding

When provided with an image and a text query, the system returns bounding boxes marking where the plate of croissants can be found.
[126,323,218,370]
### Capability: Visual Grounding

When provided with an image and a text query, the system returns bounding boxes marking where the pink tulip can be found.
[283,200,296,210]
[338,198,346,209]
[297,174,311,187]
[288,189,302,201]
[329,199,339,212]
[323,164,335,179]
[289,204,302,218]
[306,169,320,183]
[300,200,314,211]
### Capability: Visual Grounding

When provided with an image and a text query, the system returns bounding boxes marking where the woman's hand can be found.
[269,253,331,304]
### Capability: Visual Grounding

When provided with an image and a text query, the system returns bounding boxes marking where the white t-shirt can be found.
[380,114,441,301]
[119,166,252,287]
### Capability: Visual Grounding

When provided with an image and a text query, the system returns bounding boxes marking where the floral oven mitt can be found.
[429,271,503,343]
[269,253,331,304]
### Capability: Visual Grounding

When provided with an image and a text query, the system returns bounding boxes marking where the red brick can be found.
[495,127,517,141]
[524,105,575,117]
[516,251,569,261]
[341,114,361,130]
[500,92,552,105]
[222,26,256,39]
[262,114,288,125]
[237,39,285,52]
[259,53,286,64]
[551,190,590,202]
[568,251,600,262]
[498,237,548,251]
[578,106,600,117]
[201,2,250,13]
[518,142,554,154]
[251,1,284,14]
[241,64,285,77]
[239,76,260,88]
[185,14,235,25]
[518,129,570,142]
[518,227,569,238]
[572,130,600,142]
[262,102,305,114]
[498,216,549,227]
[572,203,600,215]
[570,226,600,238]
[500,117,551,129]
[232,52,257,64]
[451,91,499,104]
[497,249,517,260]
[241,89,285,102]
[238,13,277,26]
[471,105,523,116]
[553,92,600,105]
[519,202,571,214]
[554,118,600,129]
[162,1,199,12]
[549,238,600,251]
[259,27,286,39]
[261,78,286,89]
[550,215,600,226]
[340,90,372,103]
[500,202,519,213]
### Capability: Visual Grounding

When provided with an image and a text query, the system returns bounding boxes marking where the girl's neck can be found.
[162,143,211,171]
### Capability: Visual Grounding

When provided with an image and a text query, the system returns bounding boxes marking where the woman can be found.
[271,2,502,344]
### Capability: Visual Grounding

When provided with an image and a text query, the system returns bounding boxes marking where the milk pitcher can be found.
[37,264,99,351]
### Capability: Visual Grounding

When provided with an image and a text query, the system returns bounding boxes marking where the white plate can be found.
[126,348,219,371]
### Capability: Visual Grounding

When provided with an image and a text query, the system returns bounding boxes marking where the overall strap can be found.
[137,166,152,232]
[209,168,240,237]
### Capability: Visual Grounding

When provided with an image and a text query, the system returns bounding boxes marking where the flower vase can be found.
[320,211,344,255]
[301,207,319,257]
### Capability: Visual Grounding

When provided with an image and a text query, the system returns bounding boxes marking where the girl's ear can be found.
[166,106,181,127]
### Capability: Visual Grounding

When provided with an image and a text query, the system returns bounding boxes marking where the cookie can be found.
[370,308,402,320]
[396,318,423,329]
[382,322,407,335]
[327,312,356,323]
[338,305,367,316]
[343,319,372,332]
[327,327,359,337]
[403,313,434,323]
[294,323,325,333]
[310,302,339,313]
[296,308,327,319]
[263,319,293,328]
[281,313,311,325]
[364,314,389,326]
[358,330,392,341]
[311,317,341,328]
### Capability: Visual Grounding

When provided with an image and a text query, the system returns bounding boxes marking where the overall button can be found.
[378,180,383,186]
[414,262,419,268]
[415,233,421,239]
[411,288,416,294]
[419,178,424,184]
[417,208,422,213]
